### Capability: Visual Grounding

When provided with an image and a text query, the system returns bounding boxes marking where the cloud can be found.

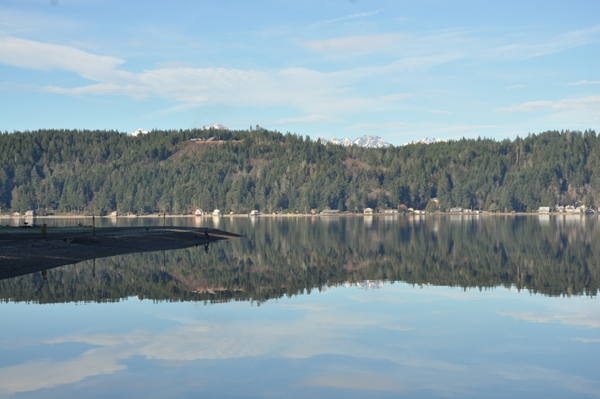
[429,110,452,115]
[319,10,383,25]
[272,115,339,124]
[380,93,412,101]
[0,36,462,117]
[0,36,124,79]
[486,24,600,60]
[506,85,526,90]
[496,96,600,113]
[300,33,408,54]
[349,121,499,134]
[567,80,600,86]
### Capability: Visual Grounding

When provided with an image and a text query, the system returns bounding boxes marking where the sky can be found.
[0,0,599,145]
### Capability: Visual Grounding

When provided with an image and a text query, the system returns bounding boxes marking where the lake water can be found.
[1,215,599,398]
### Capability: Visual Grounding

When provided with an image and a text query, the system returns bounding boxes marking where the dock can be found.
[0,226,240,280]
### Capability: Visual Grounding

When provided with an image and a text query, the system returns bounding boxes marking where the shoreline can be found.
[0,212,596,219]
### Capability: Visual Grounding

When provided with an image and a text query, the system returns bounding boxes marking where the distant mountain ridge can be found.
[203,124,229,130]
[131,128,149,136]
[403,137,446,145]
[326,135,391,148]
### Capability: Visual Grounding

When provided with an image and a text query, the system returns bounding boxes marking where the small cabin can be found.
[249,210,260,216]
[538,207,550,213]
[25,210,35,216]
[364,208,374,214]
[212,209,221,216]
[195,209,203,217]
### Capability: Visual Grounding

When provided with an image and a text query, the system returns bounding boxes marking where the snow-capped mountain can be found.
[326,135,391,148]
[403,137,446,145]
[131,128,149,136]
[202,124,229,130]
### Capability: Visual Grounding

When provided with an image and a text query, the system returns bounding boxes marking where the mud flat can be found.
[0,226,240,280]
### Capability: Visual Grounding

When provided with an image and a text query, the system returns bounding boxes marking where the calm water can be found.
[1,215,599,398]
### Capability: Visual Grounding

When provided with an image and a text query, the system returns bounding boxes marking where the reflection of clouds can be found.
[0,301,466,394]
[572,338,600,343]
[304,372,408,392]
[0,348,126,395]
[382,325,413,331]
[2,285,600,396]
[491,364,600,398]
[498,310,600,328]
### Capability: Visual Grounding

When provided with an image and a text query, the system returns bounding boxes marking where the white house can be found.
[364,208,374,214]
[195,209,203,217]
[212,209,221,216]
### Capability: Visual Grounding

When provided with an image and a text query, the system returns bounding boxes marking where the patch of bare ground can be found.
[343,258,373,271]
[171,140,235,159]
[343,158,372,174]
[249,158,269,167]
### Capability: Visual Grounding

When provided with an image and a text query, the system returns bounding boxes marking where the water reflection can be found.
[1,216,599,304]
[0,216,599,398]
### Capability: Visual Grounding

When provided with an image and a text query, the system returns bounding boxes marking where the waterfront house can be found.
[212,209,221,216]
[364,208,374,214]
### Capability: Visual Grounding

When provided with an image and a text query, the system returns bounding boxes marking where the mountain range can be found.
[325,135,391,148]
[403,137,447,145]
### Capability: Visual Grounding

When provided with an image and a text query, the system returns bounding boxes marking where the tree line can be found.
[1,127,599,214]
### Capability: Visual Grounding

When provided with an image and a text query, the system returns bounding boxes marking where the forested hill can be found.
[0,127,599,215]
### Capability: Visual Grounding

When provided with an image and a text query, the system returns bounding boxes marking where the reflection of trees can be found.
[1,216,599,304]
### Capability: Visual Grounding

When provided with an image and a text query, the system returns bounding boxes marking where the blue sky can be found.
[1,0,599,145]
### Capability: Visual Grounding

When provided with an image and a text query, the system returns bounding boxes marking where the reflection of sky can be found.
[1,284,599,398]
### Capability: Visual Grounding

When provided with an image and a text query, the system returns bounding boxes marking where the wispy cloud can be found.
[272,115,339,124]
[496,96,600,113]
[429,110,452,115]
[506,85,526,90]
[566,80,600,86]
[486,24,600,60]
[300,33,408,54]
[0,36,124,77]
[380,93,412,101]
[319,10,383,25]
[349,121,499,134]
[0,36,461,118]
